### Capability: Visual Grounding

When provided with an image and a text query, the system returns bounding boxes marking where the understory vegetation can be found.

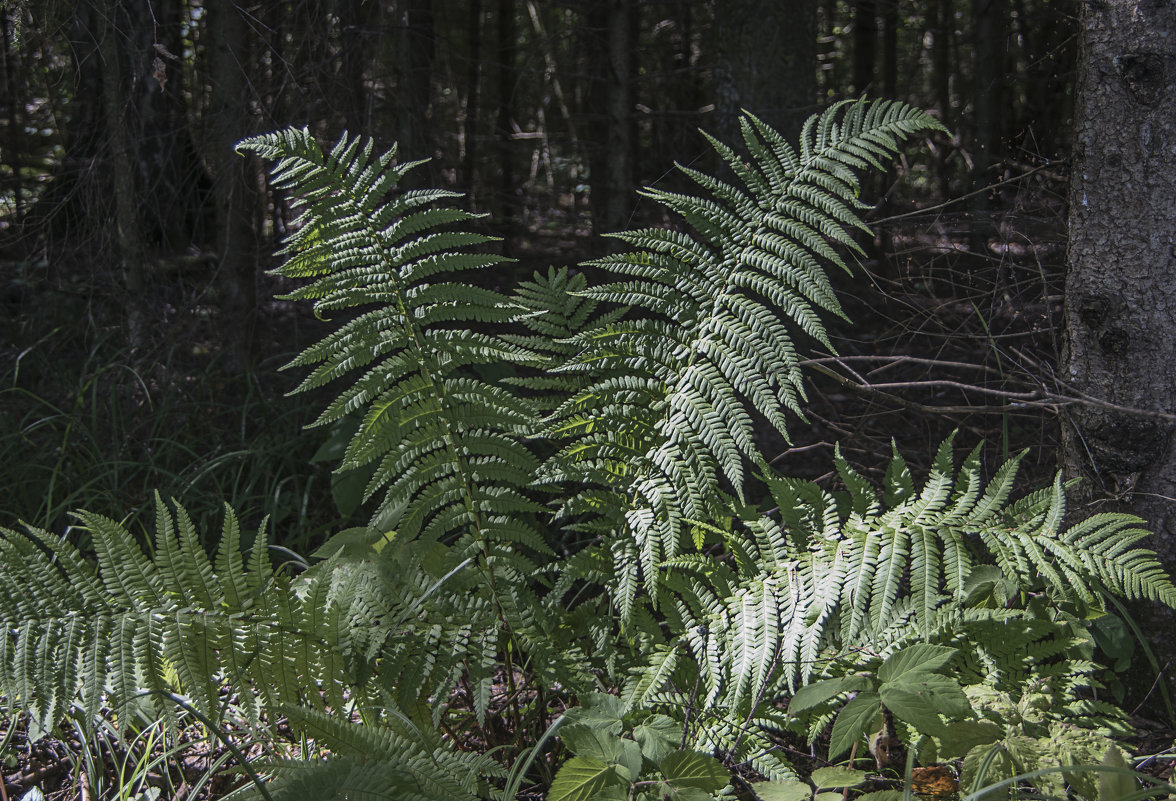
[3,99,1176,800]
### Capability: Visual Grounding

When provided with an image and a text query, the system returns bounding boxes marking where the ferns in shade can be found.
[0,495,353,737]
[1,100,1175,800]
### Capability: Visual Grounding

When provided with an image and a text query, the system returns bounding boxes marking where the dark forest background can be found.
[0,0,1077,550]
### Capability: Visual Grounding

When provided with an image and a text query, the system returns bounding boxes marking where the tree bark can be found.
[98,0,146,354]
[496,0,518,246]
[461,0,484,199]
[398,0,436,171]
[879,0,897,99]
[1062,0,1176,703]
[714,0,816,143]
[852,0,877,95]
[584,0,633,244]
[206,0,259,369]
[969,0,1006,252]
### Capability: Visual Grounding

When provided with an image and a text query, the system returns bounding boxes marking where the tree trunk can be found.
[206,0,259,370]
[98,0,147,354]
[852,0,877,94]
[880,0,897,99]
[584,0,633,244]
[398,0,436,170]
[969,0,1005,252]
[714,0,816,143]
[496,0,518,246]
[1062,0,1176,703]
[461,0,484,199]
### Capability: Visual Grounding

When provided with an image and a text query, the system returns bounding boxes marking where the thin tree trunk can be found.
[714,0,816,143]
[880,0,897,98]
[461,0,483,199]
[99,0,146,354]
[496,0,518,246]
[206,0,258,370]
[852,0,877,94]
[398,0,436,170]
[1,11,23,218]
[1062,0,1176,702]
[969,0,1005,252]
[339,0,374,132]
[584,0,634,247]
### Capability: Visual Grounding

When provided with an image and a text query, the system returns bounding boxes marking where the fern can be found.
[544,99,949,604]
[225,704,504,801]
[235,129,546,559]
[3,101,1175,800]
[0,495,354,736]
[612,438,1176,750]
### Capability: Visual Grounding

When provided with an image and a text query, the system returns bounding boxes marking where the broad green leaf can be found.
[877,644,957,683]
[559,724,642,779]
[613,739,644,781]
[549,756,622,801]
[856,793,903,801]
[828,692,882,759]
[1090,613,1134,671]
[810,766,868,789]
[883,441,914,506]
[664,787,715,801]
[632,714,682,764]
[898,673,970,718]
[879,678,947,737]
[751,780,812,801]
[962,742,1015,800]
[564,694,626,734]
[659,751,729,792]
[962,565,1015,607]
[814,794,842,801]
[935,721,1002,760]
[788,675,874,714]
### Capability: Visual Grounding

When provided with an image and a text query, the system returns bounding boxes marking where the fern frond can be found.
[229,704,502,801]
[237,129,544,555]
[545,100,946,610]
[0,496,352,735]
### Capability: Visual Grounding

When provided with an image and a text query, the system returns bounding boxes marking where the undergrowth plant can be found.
[2,98,1175,800]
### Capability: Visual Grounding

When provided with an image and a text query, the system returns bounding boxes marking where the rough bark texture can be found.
[1062,0,1176,703]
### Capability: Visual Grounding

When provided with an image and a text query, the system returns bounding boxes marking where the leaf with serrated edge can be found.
[752,780,813,801]
[877,643,957,683]
[829,692,882,759]
[632,715,682,764]
[548,756,622,801]
[658,751,730,792]
[789,675,874,714]
[810,767,868,790]
[879,679,948,737]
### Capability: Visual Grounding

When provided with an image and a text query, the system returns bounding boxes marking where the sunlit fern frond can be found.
[544,99,948,602]
[236,129,546,557]
[623,436,1176,721]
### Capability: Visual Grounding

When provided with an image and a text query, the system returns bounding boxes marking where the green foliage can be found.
[0,495,356,738]
[547,693,729,801]
[3,99,1175,801]
[790,644,970,759]
[543,101,949,605]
